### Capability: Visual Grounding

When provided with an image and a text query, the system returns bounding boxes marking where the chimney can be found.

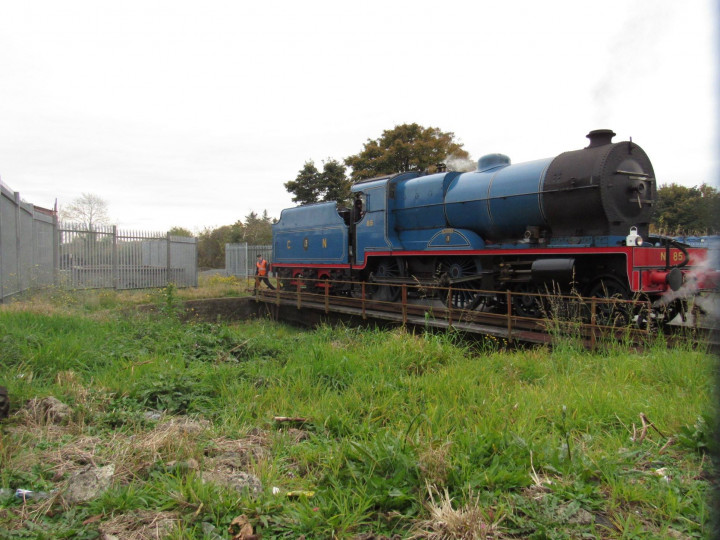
[585,129,616,148]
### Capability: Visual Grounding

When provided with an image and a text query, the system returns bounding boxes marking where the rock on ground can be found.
[65,464,115,504]
[201,451,263,495]
[201,470,262,496]
[26,396,72,424]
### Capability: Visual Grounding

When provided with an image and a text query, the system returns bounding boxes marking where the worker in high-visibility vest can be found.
[254,254,275,291]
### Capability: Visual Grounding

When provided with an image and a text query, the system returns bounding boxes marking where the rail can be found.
[252,276,712,349]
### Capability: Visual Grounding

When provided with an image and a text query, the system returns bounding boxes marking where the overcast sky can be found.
[0,0,717,233]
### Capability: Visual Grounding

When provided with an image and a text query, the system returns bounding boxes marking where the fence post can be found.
[402,284,407,325]
[53,213,59,290]
[166,232,172,286]
[194,238,198,287]
[112,226,119,289]
[244,243,249,280]
[325,279,329,314]
[361,281,366,319]
[506,289,513,340]
[15,192,21,291]
[590,298,597,350]
[0,190,4,303]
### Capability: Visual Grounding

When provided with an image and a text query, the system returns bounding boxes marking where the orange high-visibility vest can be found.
[256,259,268,276]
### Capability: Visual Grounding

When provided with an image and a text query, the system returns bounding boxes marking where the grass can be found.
[5,273,255,314]
[0,286,716,538]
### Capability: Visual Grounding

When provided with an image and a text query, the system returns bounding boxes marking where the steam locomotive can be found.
[272,130,717,322]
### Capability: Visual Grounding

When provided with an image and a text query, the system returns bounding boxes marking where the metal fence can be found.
[0,181,198,302]
[58,224,198,290]
[0,183,56,301]
[225,243,272,277]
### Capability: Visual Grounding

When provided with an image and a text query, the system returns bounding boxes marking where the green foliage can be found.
[653,182,720,235]
[88,483,162,514]
[284,161,320,205]
[96,394,150,430]
[284,158,351,206]
[167,226,193,237]
[242,210,274,245]
[131,371,217,414]
[157,282,182,317]
[196,221,244,268]
[675,414,712,453]
[345,123,470,181]
[340,432,421,512]
[320,159,351,204]
[196,210,274,268]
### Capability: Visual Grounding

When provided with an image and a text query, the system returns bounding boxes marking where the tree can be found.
[195,211,274,269]
[60,193,110,230]
[197,221,244,268]
[653,183,720,235]
[242,210,274,245]
[344,123,470,181]
[284,159,351,206]
[167,226,194,237]
[284,161,320,205]
[318,159,351,204]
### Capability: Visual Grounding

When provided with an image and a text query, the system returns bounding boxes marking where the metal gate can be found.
[225,243,272,277]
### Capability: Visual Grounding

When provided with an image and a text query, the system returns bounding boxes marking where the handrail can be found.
[271,275,643,308]
[258,275,686,346]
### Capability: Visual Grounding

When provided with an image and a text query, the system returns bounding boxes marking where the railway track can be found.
[253,280,718,351]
